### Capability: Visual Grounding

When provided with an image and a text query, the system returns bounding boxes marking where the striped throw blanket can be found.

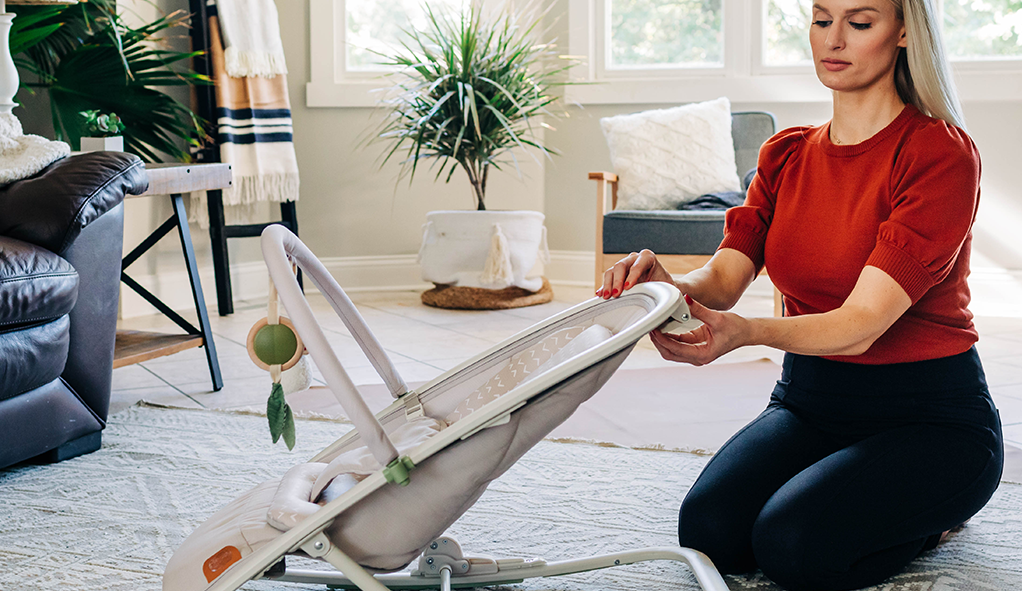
[191,1,299,227]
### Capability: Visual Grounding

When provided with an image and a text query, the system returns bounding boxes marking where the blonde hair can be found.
[888,0,966,129]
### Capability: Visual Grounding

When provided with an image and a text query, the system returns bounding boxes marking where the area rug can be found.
[1,406,1020,591]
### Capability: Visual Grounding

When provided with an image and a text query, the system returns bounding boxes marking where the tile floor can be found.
[112,273,1022,477]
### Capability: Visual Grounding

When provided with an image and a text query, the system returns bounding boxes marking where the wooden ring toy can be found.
[247,316,304,372]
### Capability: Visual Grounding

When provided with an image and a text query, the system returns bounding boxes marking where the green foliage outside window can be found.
[609,0,723,67]
[766,0,812,65]
[944,0,1022,59]
[346,0,465,70]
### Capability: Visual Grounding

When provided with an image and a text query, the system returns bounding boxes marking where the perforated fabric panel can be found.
[444,326,586,424]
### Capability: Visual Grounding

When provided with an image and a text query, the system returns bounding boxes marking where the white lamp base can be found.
[1,12,19,115]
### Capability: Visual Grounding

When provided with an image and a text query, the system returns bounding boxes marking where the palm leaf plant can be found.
[373,1,576,211]
[9,5,65,57]
[12,2,209,162]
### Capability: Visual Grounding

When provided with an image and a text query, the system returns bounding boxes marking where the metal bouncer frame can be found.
[193,226,725,591]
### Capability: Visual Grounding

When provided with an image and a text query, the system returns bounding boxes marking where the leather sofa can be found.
[0,152,148,469]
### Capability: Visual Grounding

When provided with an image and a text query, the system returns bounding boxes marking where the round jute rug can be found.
[421,277,554,309]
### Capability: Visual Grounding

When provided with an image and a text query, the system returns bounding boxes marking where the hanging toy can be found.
[247,265,305,450]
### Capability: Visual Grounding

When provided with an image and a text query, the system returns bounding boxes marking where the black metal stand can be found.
[121,193,223,391]
[189,0,300,317]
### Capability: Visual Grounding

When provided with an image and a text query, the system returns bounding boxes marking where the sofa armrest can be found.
[0,152,148,256]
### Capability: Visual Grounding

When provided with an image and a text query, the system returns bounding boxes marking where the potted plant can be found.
[79,110,125,152]
[372,2,575,309]
[12,1,208,162]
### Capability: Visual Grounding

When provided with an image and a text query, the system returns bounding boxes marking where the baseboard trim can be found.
[119,251,599,318]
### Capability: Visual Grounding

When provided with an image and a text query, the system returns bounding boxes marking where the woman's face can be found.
[809,0,907,95]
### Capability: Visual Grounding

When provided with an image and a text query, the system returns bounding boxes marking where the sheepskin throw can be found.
[600,97,741,210]
[0,113,69,187]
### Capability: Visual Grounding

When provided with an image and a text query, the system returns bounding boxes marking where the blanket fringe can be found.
[188,172,299,229]
[224,46,288,78]
[224,172,300,206]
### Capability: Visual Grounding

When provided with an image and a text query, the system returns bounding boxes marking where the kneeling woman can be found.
[598,0,1003,588]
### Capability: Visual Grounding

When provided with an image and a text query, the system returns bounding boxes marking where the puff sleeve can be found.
[718,127,805,273]
[864,123,980,303]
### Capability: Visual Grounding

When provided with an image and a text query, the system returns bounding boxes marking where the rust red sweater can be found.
[719,105,981,364]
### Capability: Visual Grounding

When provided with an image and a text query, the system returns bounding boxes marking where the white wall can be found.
[19,0,1022,315]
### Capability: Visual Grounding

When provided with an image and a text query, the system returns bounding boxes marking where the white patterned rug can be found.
[0,405,1020,591]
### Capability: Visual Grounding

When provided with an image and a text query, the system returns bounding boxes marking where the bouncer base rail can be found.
[272,546,728,591]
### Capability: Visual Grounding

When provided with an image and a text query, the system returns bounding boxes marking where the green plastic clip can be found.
[383,456,416,486]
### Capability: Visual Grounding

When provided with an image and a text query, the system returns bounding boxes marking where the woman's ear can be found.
[898,26,908,48]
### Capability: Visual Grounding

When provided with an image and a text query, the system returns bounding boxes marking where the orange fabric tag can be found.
[203,546,242,583]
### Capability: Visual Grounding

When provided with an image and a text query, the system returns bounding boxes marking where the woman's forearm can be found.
[647,268,911,366]
[743,267,912,356]
[675,250,757,311]
[745,305,883,357]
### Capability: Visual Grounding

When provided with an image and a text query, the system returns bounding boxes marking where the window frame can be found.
[307,0,1022,108]
[307,0,491,107]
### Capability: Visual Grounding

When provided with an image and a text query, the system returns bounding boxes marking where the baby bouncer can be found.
[163,225,726,591]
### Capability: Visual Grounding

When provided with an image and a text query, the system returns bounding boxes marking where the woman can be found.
[598,0,1003,588]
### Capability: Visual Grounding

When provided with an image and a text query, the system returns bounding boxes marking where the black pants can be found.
[677,347,1003,591]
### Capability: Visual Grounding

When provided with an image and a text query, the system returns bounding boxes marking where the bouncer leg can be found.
[302,533,393,591]
[277,545,728,591]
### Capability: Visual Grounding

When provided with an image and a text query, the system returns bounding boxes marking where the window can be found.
[944,0,1022,60]
[309,0,1022,107]
[763,0,811,67]
[345,0,466,72]
[566,0,1021,103]
[607,0,724,69]
[308,0,489,106]
[762,0,1022,65]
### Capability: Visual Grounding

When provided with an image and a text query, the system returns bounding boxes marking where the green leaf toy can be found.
[247,272,305,450]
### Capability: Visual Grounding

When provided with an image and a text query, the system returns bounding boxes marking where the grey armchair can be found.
[590,110,780,313]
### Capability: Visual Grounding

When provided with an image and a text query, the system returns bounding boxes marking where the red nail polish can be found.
[612,288,619,296]
[685,294,693,305]
[624,282,632,290]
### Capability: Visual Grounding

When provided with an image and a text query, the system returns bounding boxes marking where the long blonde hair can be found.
[888,0,966,129]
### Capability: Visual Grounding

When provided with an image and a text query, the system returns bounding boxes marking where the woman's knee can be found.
[751,500,816,590]
[751,498,874,591]
[678,486,757,574]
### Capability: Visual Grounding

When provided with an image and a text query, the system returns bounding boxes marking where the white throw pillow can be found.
[600,97,741,210]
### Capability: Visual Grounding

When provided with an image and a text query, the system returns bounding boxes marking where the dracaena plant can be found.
[372,1,576,211]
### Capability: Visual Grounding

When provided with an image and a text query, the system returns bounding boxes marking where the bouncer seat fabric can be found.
[164,319,621,590]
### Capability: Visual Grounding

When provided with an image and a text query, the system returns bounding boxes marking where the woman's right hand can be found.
[597,249,676,299]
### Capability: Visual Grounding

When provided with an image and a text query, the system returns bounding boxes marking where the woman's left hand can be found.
[649,296,751,366]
